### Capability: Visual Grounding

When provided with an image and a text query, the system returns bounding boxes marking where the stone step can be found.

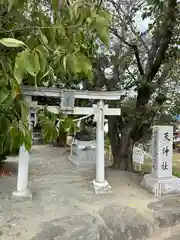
[33,131,42,137]
[69,156,110,170]
[33,137,44,145]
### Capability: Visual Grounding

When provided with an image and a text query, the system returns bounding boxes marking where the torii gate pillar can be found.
[92,100,111,194]
[12,96,32,200]
[72,98,121,194]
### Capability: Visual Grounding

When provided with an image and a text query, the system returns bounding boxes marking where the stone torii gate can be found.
[62,92,121,194]
[12,87,121,199]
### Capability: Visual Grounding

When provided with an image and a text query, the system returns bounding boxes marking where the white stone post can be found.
[92,100,111,194]
[12,96,32,200]
[152,125,173,178]
[141,125,180,196]
[96,100,105,183]
[12,145,32,198]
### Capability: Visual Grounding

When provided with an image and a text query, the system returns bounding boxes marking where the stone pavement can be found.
[0,145,180,239]
[147,223,180,240]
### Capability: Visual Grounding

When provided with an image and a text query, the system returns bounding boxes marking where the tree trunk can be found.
[109,135,134,171]
[108,116,135,172]
[119,134,134,172]
[108,116,121,169]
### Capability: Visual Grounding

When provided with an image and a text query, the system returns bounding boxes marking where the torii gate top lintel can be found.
[23,86,122,100]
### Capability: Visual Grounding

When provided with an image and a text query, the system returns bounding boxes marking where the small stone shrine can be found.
[141,125,180,196]
[70,139,96,170]
[69,129,97,170]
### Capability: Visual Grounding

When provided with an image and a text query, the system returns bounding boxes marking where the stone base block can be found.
[68,155,95,170]
[92,180,112,195]
[141,174,180,197]
[12,189,32,201]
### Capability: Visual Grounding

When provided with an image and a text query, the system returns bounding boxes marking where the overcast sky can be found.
[135,13,152,33]
[135,0,180,33]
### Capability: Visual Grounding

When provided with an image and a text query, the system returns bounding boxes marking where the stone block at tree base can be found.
[92,180,112,195]
[68,140,96,170]
[141,174,180,197]
[11,189,32,201]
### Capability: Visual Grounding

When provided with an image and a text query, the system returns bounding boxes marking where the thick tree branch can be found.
[132,44,144,76]
[145,0,177,82]
[136,0,177,107]
[157,60,175,85]
[109,27,144,76]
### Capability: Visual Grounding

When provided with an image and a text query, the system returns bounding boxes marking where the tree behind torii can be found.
[89,0,180,171]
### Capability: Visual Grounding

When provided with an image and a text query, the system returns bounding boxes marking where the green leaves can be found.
[38,109,58,143]
[14,49,29,84]
[0,94,32,154]
[0,37,45,85]
[35,47,47,73]
[70,0,84,20]
[26,52,40,77]
[0,38,26,48]
[23,129,32,151]
[19,100,29,122]
[9,120,32,151]
[98,28,110,46]
[39,31,49,47]
[0,0,113,156]
[67,52,93,79]
[0,88,9,104]
[91,10,112,46]
[78,53,92,74]
[14,48,43,84]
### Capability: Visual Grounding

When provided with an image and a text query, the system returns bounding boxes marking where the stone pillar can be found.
[12,96,32,200]
[12,145,32,199]
[92,100,111,194]
[96,100,105,183]
[152,125,173,178]
[141,125,180,196]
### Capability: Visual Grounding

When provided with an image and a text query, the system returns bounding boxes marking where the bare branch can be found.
[126,67,137,82]
[113,0,149,53]
[109,27,132,47]
[129,23,149,53]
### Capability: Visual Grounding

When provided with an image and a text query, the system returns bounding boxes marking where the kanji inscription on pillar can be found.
[152,125,173,178]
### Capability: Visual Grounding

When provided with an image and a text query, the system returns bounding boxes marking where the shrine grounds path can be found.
[1,145,180,239]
